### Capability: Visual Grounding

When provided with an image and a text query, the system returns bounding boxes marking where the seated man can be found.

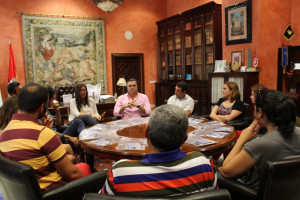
[167,81,194,116]
[101,104,217,196]
[113,78,151,119]
[0,83,91,191]
[7,81,21,96]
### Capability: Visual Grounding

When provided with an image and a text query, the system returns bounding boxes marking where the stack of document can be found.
[100,95,115,103]
[62,94,72,106]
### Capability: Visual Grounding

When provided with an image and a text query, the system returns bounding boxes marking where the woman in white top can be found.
[69,83,101,127]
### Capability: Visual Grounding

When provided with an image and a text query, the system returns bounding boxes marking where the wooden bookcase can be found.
[155,2,222,115]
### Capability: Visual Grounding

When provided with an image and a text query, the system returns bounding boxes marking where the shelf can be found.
[194,25,202,28]
[205,22,213,26]
[205,43,213,45]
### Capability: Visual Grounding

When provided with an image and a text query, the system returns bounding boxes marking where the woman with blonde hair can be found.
[210,81,244,123]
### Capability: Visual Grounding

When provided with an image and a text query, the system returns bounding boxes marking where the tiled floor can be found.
[94,156,114,172]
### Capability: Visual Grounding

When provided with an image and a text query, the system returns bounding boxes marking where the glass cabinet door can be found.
[174,25,182,80]
[167,27,174,80]
[204,14,214,80]
[193,17,202,81]
[184,22,192,80]
[159,29,167,80]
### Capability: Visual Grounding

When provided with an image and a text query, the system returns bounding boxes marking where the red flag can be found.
[8,41,17,83]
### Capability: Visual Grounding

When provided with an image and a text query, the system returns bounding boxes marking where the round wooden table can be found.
[80,119,237,161]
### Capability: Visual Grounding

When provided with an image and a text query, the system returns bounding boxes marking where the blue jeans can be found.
[79,115,98,128]
[63,118,96,171]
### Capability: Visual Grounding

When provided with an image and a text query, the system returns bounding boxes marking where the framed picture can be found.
[225,0,252,45]
[214,60,226,72]
[22,16,107,93]
[231,49,244,66]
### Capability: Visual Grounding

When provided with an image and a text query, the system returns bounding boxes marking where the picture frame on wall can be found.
[225,0,252,45]
[231,49,244,67]
[214,60,226,72]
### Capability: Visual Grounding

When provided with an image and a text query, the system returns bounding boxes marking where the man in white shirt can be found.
[167,81,194,117]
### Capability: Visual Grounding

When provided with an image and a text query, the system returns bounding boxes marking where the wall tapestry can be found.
[22,16,107,93]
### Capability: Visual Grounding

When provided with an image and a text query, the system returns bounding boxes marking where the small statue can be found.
[232,61,240,72]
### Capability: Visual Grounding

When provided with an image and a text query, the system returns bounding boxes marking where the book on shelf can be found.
[195,48,202,64]
[205,30,213,44]
[194,32,201,46]
[186,54,192,65]
[185,36,191,48]
[169,54,173,65]
[175,37,181,49]
[194,19,201,27]
[185,22,191,30]
[206,52,213,64]
[168,39,173,50]
[175,55,181,66]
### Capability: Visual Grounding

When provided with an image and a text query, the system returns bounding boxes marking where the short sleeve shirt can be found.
[216,98,244,120]
[241,127,300,189]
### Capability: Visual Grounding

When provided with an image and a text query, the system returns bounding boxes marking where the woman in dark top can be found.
[219,90,300,189]
[210,81,244,122]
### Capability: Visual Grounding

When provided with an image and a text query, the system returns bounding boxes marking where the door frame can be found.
[111,53,145,94]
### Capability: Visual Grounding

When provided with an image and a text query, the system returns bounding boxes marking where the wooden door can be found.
[112,53,144,96]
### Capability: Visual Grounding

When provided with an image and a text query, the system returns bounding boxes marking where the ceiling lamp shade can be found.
[92,0,123,13]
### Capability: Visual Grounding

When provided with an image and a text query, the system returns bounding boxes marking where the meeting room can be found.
[0,0,300,200]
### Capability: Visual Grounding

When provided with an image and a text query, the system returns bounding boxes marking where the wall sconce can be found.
[117,78,126,94]
[92,0,123,13]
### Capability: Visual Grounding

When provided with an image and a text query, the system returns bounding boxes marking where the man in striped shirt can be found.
[100,104,217,196]
[0,83,86,190]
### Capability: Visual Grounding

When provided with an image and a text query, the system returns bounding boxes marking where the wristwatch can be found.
[137,104,141,108]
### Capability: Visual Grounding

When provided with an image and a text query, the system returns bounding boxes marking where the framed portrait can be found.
[225,0,252,45]
[231,49,244,66]
[214,60,226,72]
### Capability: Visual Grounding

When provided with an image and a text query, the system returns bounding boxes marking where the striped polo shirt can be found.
[0,113,67,190]
[100,149,217,196]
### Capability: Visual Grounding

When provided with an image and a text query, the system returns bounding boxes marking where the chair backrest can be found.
[191,100,199,117]
[257,156,300,200]
[0,152,42,200]
[83,189,231,200]
[55,84,75,103]
[243,103,249,118]
[164,99,199,117]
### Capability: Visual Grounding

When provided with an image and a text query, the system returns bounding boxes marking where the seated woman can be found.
[69,83,103,127]
[210,81,244,123]
[219,90,300,189]
[249,84,268,135]
[250,84,268,104]
[0,96,18,131]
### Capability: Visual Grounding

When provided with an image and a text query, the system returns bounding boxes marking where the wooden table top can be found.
[79,118,237,160]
